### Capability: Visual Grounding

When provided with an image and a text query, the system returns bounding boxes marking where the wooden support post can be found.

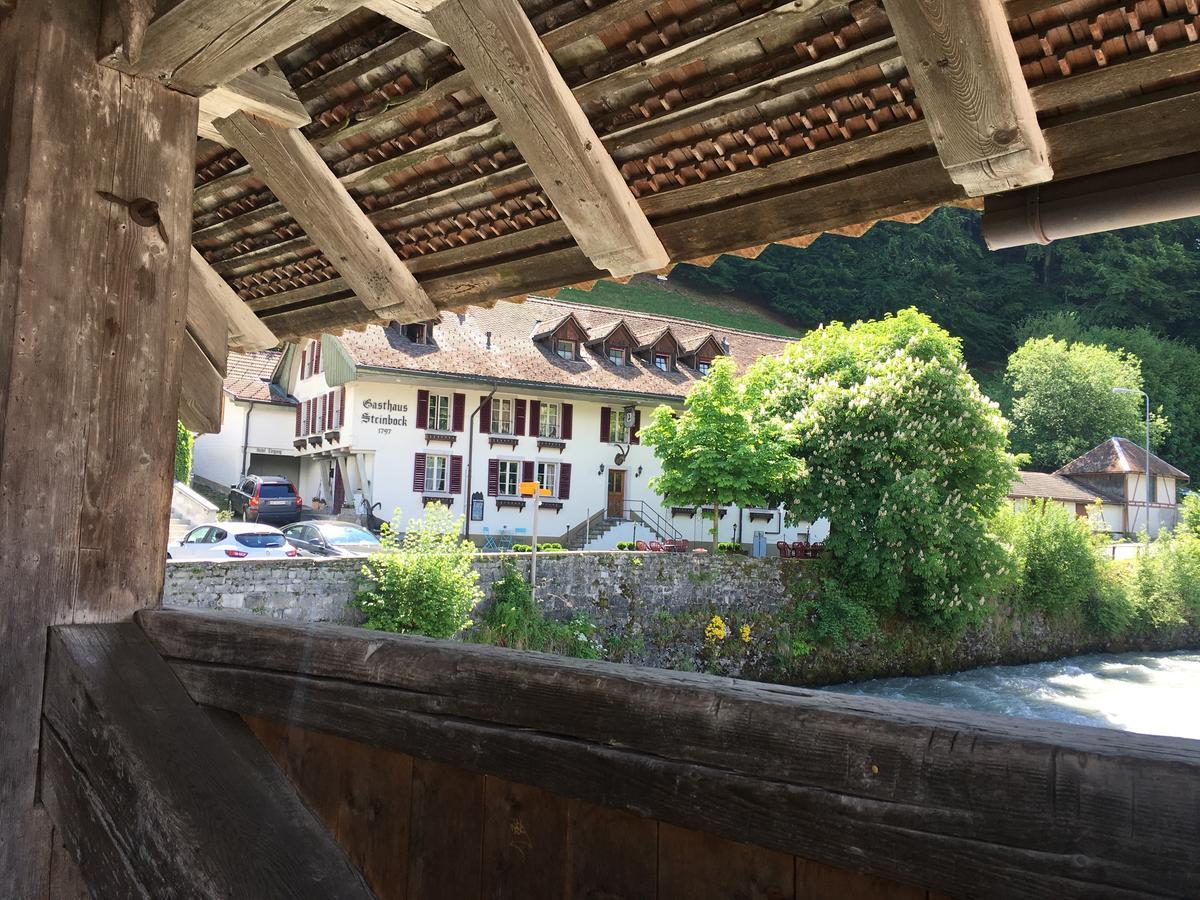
[40,624,374,898]
[887,0,1052,196]
[420,0,670,277]
[216,109,438,325]
[0,0,196,893]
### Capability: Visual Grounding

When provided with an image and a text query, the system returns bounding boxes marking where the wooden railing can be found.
[128,608,1200,900]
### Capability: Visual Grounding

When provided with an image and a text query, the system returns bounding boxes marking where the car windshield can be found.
[235,532,286,548]
[322,525,380,546]
[258,483,295,498]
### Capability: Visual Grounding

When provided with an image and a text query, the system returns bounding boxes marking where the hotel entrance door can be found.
[607,469,625,518]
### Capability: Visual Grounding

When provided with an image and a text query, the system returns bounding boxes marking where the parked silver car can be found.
[168,522,300,560]
[281,521,382,558]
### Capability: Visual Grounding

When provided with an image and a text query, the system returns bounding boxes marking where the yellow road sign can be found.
[519,481,552,497]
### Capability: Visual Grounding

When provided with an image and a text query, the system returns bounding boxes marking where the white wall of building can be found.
[280,369,825,548]
[193,397,300,490]
[1124,473,1179,537]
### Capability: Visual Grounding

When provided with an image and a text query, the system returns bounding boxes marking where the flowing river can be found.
[824,650,1200,740]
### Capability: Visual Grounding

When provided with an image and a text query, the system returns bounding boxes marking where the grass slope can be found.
[557,278,799,337]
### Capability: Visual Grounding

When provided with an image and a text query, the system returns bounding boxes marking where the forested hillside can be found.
[673,209,1200,372]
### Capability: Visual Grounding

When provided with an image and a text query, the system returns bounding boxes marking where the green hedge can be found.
[510,542,565,553]
[174,421,193,484]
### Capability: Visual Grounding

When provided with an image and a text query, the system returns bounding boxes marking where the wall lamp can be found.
[635,466,643,478]
[597,463,605,476]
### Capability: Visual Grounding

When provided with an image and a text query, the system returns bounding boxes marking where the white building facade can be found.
[261,298,824,551]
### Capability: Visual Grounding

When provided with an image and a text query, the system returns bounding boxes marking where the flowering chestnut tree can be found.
[745,309,1015,640]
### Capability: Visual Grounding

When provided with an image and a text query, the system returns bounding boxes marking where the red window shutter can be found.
[562,403,573,440]
[300,349,308,379]
[301,399,308,435]
[416,389,429,429]
[449,455,463,494]
[294,404,301,437]
[452,393,465,432]
[529,400,540,437]
[313,340,322,374]
[412,453,426,493]
[326,391,335,430]
[559,463,572,499]
[630,410,642,444]
[514,399,527,436]
[338,386,346,426]
[480,396,491,433]
[320,395,328,432]
[487,459,499,496]
[521,460,534,485]
[309,400,316,435]
[600,407,611,442]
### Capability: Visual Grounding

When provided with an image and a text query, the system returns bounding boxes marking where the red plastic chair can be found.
[635,540,650,552]
[791,541,808,559]
[649,540,664,552]
[676,539,689,553]
[776,541,791,558]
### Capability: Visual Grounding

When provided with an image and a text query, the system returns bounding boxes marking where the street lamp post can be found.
[1112,387,1151,534]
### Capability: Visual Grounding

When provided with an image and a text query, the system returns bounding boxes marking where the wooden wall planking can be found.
[244,719,951,900]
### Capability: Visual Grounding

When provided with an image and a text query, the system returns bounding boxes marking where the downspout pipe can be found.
[463,385,497,543]
[239,400,257,478]
[982,153,1200,250]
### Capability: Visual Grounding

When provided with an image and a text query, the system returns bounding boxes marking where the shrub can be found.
[1122,530,1200,628]
[174,421,193,483]
[616,541,636,550]
[1084,570,1135,635]
[1000,500,1103,614]
[1179,493,1200,536]
[715,542,743,554]
[469,560,600,659]
[510,542,565,553]
[353,504,482,638]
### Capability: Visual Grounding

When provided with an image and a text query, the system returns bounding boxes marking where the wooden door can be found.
[607,469,625,518]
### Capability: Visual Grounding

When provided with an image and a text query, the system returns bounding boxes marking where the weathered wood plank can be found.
[796,857,926,900]
[216,109,437,324]
[138,610,1200,900]
[657,824,795,900]
[0,0,195,891]
[189,248,278,352]
[197,60,310,143]
[363,0,439,40]
[887,0,1052,195]
[424,0,669,277]
[178,330,224,435]
[102,0,355,96]
[40,624,374,899]
[408,758,485,900]
[246,717,413,898]
[566,800,657,900]
[481,778,569,900]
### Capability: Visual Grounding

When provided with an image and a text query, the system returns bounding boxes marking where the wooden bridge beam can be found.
[0,0,196,893]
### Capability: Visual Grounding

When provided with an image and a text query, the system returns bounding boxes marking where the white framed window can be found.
[427,393,451,431]
[497,459,519,496]
[697,359,711,375]
[555,338,576,360]
[537,461,559,498]
[424,454,449,493]
[654,353,671,372]
[490,398,513,434]
[608,411,629,443]
[607,344,627,366]
[539,402,560,439]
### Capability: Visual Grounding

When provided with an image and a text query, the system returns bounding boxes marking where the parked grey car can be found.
[281,521,381,558]
[228,475,302,525]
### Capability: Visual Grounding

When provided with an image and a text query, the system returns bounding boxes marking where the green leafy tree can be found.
[174,421,193,484]
[1004,336,1167,471]
[641,356,801,545]
[354,504,482,638]
[745,309,1015,640]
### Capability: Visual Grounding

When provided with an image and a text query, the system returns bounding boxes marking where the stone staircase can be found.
[562,510,624,550]
[168,514,193,545]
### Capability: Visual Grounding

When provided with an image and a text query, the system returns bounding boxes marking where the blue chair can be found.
[481,527,498,552]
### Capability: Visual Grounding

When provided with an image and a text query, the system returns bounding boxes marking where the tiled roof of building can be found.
[223,350,295,406]
[1009,471,1102,505]
[1055,437,1189,482]
[334,297,790,400]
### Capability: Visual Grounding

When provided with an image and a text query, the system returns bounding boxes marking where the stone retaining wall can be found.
[162,553,1200,685]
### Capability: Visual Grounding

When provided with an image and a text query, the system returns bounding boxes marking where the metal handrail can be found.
[623,500,681,542]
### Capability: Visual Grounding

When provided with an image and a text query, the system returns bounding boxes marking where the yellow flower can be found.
[739,624,751,644]
[704,615,727,644]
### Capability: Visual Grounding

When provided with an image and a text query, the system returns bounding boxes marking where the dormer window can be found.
[654,353,672,372]
[554,338,577,360]
[403,322,431,344]
[697,358,712,375]
[607,344,627,366]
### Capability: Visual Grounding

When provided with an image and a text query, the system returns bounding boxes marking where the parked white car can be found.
[168,521,300,561]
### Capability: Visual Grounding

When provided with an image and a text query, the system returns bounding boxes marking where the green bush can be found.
[353,504,482,638]
[716,542,743,554]
[174,421,193,484]
[1122,531,1200,628]
[1084,570,1135,635]
[1179,493,1200,536]
[469,560,600,659]
[510,542,565,553]
[1000,500,1103,613]
[616,541,636,550]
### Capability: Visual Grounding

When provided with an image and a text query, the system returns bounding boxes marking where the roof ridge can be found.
[521,295,794,342]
